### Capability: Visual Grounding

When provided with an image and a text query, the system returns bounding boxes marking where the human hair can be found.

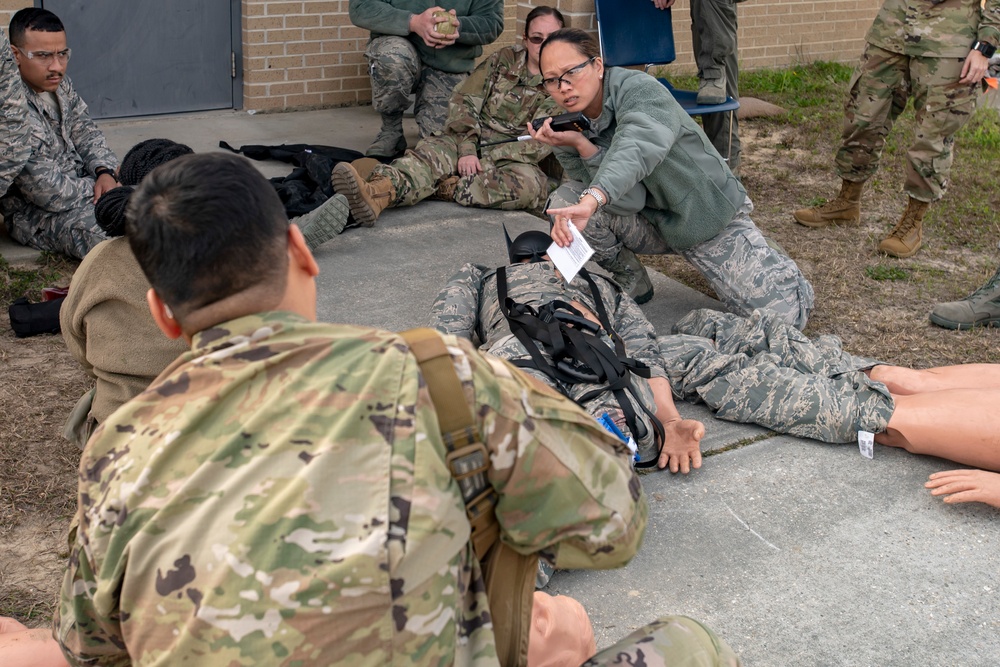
[539,28,601,63]
[119,138,194,187]
[9,8,64,47]
[524,6,565,36]
[95,138,195,237]
[125,153,289,319]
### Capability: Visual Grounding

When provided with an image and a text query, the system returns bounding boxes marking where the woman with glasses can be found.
[332,6,565,227]
[529,28,815,330]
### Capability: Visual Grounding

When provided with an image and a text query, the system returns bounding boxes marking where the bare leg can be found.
[0,617,68,667]
[868,364,1000,395]
[875,389,1000,470]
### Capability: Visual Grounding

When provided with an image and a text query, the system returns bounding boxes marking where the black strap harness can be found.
[496,266,664,468]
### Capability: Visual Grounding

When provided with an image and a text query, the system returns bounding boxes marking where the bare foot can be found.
[658,419,705,473]
[926,469,1000,508]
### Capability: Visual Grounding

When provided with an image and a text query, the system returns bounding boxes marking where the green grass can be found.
[864,265,909,282]
[0,253,75,305]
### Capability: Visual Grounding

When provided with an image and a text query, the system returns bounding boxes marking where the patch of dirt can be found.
[0,309,88,626]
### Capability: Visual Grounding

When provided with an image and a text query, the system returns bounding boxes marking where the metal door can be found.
[40,0,239,118]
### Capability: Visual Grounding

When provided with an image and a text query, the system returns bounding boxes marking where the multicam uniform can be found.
[375,44,558,212]
[836,0,1000,202]
[429,261,665,461]
[549,67,815,329]
[56,312,650,665]
[0,76,117,259]
[349,0,504,139]
[0,28,29,197]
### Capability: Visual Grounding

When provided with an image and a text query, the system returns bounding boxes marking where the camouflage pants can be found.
[658,308,895,443]
[691,0,741,170]
[4,200,105,260]
[584,615,742,666]
[375,135,549,211]
[364,36,467,139]
[836,44,978,202]
[549,182,815,329]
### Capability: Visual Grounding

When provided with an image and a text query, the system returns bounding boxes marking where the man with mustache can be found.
[1,8,117,260]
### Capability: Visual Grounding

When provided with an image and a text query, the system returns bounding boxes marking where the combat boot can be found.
[929,263,1000,330]
[605,248,654,304]
[878,198,928,258]
[297,194,350,250]
[366,115,406,159]
[793,180,863,227]
[331,162,397,227]
[350,157,382,181]
[430,175,459,201]
[697,77,727,105]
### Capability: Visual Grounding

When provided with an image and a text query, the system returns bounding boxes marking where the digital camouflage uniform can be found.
[660,308,895,443]
[836,0,1000,202]
[350,0,505,139]
[429,261,665,460]
[0,76,117,259]
[550,67,814,330]
[0,28,30,197]
[375,44,559,212]
[56,312,654,665]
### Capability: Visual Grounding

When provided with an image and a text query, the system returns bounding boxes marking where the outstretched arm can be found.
[648,376,704,473]
[926,469,1000,508]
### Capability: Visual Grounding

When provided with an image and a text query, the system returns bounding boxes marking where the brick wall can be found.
[0,0,878,114]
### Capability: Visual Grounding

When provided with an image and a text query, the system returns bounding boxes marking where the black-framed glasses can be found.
[13,46,71,65]
[541,57,596,91]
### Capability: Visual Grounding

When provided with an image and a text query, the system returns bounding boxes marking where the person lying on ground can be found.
[332,6,564,227]
[430,229,704,472]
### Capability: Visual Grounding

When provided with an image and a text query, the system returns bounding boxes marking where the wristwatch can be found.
[94,166,118,182]
[972,40,997,59]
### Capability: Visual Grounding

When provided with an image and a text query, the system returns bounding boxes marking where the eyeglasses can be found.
[14,46,71,65]
[525,35,546,45]
[541,57,596,91]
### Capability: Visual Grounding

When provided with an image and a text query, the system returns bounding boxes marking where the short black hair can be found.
[539,28,601,63]
[9,8,65,47]
[125,153,290,319]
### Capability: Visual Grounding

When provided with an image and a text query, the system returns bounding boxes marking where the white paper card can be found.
[547,224,594,284]
[858,430,874,459]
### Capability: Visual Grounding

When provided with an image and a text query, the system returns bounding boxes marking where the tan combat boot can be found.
[878,198,929,258]
[793,180,863,228]
[350,157,382,181]
[331,162,397,227]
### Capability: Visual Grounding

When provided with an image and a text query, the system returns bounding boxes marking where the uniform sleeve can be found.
[453,336,648,572]
[429,263,486,342]
[0,28,30,197]
[455,0,504,46]
[483,94,559,165]
[55,505,129,666]
[444,52,498,157]
[13,149,93,211]
[552,145,593,185]
[60,251,97,379]
[63,81,118,175]
[348,0,412,35]
[980,0,1000,46]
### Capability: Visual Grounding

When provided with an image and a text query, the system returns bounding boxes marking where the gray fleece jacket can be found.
[553,67,746,251]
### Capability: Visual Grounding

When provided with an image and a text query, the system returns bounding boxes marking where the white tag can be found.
[547,224,594,284]
[858,430,874,459]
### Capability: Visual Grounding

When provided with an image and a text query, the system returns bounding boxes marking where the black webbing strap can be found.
[495,267,664,468]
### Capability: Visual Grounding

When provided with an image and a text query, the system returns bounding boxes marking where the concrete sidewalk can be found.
[5,106,999,665]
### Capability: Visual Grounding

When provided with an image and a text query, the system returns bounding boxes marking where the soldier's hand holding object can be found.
[960,49,989,85]
[411,7,458,49]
